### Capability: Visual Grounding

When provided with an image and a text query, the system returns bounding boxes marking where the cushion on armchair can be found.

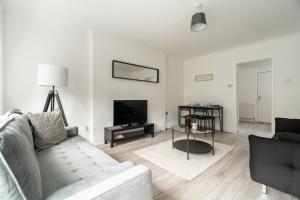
[275,118,300,134]
[277,132,300,143]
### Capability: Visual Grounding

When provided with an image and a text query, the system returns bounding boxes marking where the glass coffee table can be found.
[172,125,215,160]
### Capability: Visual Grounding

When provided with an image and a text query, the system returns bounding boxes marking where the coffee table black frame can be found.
[172,125,215,160]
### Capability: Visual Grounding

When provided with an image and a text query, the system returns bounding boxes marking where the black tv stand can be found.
[120,123,144,128]
[104,123,154,148]
[120,124,130,128]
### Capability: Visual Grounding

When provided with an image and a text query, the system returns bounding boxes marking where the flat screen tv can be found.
[113,100,147,126]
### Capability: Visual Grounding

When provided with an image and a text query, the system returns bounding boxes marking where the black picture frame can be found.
[112,60,159,83]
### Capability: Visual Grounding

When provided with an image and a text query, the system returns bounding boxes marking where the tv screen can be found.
[113,100,147,126]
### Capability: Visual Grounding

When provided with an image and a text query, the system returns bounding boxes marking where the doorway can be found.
[237,58,273,137]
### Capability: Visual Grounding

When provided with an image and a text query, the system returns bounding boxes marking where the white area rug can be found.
[134,136,234,180]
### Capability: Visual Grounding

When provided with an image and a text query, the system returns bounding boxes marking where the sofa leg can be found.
[262,184,267,194]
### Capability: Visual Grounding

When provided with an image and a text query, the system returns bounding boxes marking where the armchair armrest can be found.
[277,132,300,143]
[248,135,294,193]
[46,165,153,200]
[65,126,78,137]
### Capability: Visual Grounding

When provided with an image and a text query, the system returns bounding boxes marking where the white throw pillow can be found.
[26,112,67,150]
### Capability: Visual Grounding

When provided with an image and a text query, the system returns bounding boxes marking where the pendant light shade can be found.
[190,12,207,32]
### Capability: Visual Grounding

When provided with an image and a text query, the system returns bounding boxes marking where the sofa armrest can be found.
[46,165,153,200]
[65,126,78,137]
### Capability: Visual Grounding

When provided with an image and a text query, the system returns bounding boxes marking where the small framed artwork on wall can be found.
[195,73,213,82]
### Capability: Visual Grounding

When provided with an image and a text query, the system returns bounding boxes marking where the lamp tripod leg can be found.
[50,86,55,111]
[51,96,54,111]
[55,91,69,127]
[42,89,69,127]
[43,91,54,112]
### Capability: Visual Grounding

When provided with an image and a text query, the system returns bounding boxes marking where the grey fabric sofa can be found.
[0,113,153,200]
[249,118,300,198]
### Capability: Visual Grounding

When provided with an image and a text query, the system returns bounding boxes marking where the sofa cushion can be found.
[0,114,42,200]
[26,112,67,150]
[276,118,300,134]
[37,136,131,198]
[45,161,134,200]
[277,132,300,143]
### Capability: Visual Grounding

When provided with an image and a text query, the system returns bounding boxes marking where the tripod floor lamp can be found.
[37,64,69,126]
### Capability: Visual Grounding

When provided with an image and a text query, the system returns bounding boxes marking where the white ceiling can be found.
[237,58,272,69]
[4,0,300,58]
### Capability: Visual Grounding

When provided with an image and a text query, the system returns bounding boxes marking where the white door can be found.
[257,71,272,123]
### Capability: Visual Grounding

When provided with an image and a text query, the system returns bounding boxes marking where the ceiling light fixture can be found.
[190,3,207,32]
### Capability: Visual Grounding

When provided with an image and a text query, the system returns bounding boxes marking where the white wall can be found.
[166,56,183,128]
[4,14,92,139]
[184,32,300,133]
[92,32,167,144]
[6,5,300,141]
[3,13,168,144]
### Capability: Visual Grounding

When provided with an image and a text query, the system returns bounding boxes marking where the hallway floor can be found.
[238,121,272,138]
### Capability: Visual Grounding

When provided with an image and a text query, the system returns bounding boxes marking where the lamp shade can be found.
[191,12,207,32]
[37,64,69,87]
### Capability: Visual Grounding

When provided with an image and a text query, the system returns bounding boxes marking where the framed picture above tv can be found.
[112,60,159,83]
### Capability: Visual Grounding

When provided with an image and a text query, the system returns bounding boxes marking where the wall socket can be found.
[227,84,233,88]
[285,78,292,83]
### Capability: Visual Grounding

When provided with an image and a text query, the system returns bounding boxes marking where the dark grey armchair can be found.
[249,118,300,198]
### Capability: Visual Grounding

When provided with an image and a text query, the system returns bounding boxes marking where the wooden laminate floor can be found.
[97,131,299,200]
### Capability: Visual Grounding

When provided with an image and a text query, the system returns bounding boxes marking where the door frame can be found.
[236,58,275,134]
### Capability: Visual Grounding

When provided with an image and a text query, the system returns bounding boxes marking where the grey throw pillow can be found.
[26,112,67,150]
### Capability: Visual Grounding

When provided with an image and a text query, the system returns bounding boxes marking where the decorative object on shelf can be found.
[190,117,198,130]
[37,64,69,126]
[195,73,213,82]
[192,122,198,130]
[184,116,191,129]
[191,3,207,32]
[112,60,159,83]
